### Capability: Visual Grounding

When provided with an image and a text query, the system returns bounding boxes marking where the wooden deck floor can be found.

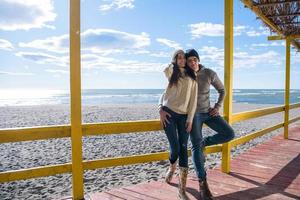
[62,125,300,200]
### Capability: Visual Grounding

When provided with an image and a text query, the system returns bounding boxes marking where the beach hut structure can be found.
[1,0,300,199]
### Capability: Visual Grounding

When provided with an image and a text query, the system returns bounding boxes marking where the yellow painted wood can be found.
[0,125,70,143]
[0,163,72,183]
[222,0,234,174]
[83,119,161,136]
[289,116,300,124]
[231,105,284,123]
[231,123,284,148]
[221,142,231,173]
[289,102,300,109]
[223,0,234,125]
[284,39,291,139]
[83,145,222,170]
[70,0,84,199]
[268,35,300,41]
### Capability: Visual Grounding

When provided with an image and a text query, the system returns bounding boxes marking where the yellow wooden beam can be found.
[231,123,284,148]
[83,119,161,136]
[0,125,70,143]
[284,39,291,139]
[83,145,222,170]
[289,116,300,124]
[231,105,284,123]
[268,35,300,41]
[223,0,234,125]
[222,0,234,174]
[268,35,285,41]
[70,0,84,199]
[289,102,300,109]
[0,163,72,183]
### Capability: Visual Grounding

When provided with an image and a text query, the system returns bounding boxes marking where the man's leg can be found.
[203,115,235,147]
[189,113,206,181]
[190,113,214,199]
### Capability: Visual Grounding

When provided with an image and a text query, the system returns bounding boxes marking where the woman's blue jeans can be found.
[163,106,189,168]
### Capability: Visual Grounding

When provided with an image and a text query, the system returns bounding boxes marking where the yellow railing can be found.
[1,102,300,183]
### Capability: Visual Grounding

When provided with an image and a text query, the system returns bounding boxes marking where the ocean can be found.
[0,89,300,107]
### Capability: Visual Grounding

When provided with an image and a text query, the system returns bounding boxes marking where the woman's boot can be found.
[178,167,190,200]
[199,179,213,200]
[165,161,177,183]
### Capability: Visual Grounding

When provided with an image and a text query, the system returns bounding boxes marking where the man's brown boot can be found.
[199,179,213,200]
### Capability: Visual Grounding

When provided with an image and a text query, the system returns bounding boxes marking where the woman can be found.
[158,49,198,200]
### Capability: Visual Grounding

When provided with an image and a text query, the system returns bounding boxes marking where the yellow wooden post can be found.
[222,0,234,173]
[70,0,84,199]
[284,38,291,139]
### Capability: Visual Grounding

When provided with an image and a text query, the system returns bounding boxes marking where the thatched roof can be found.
[242,0,300,50]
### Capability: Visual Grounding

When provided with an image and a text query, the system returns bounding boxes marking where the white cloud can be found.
[82,29,150,53]
[45,69,69,74]
[0,39,13,51]
[251,41,285,47]
[18,29,150,54]
[197,46,283,70]
[189,23,224,38]
[0,0,56,31]
[0,70,34,76]
[188,23,269,38]
[156,38,182,49]
[234,50,282,69]
[19,34,68,53]
[99,0,135,12]
[15,52,68,67]
[81,53,165,73]
[149,51,171,58]
[15,51,164,73]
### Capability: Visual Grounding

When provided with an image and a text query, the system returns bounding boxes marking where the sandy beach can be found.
[0,103,300,200]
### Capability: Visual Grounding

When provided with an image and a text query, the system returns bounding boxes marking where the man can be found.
[159,49,235,200]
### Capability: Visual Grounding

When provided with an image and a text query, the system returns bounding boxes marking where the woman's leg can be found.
[177,115,190,200]
[163,110,179,165]
[176,115,189,168]
[163,107,179,183]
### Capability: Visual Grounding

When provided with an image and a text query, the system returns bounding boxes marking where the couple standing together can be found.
[158,49,235,200]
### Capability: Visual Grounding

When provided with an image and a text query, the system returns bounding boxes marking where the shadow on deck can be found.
[62,125,300,200]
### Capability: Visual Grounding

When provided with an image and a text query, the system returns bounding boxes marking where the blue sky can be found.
[0,0,300,90]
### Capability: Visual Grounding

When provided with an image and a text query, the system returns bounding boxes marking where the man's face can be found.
[187,56,199,71]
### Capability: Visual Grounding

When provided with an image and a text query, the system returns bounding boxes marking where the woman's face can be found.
[176,53,186,68]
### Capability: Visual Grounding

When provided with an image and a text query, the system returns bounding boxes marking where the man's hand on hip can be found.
[208,107,220,116]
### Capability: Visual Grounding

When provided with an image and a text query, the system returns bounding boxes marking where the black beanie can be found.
[185,49,200,61]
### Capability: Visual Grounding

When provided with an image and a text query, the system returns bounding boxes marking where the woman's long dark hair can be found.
[168,57,197,88]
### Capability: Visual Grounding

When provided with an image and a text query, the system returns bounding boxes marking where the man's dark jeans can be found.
[189,112,235,180]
